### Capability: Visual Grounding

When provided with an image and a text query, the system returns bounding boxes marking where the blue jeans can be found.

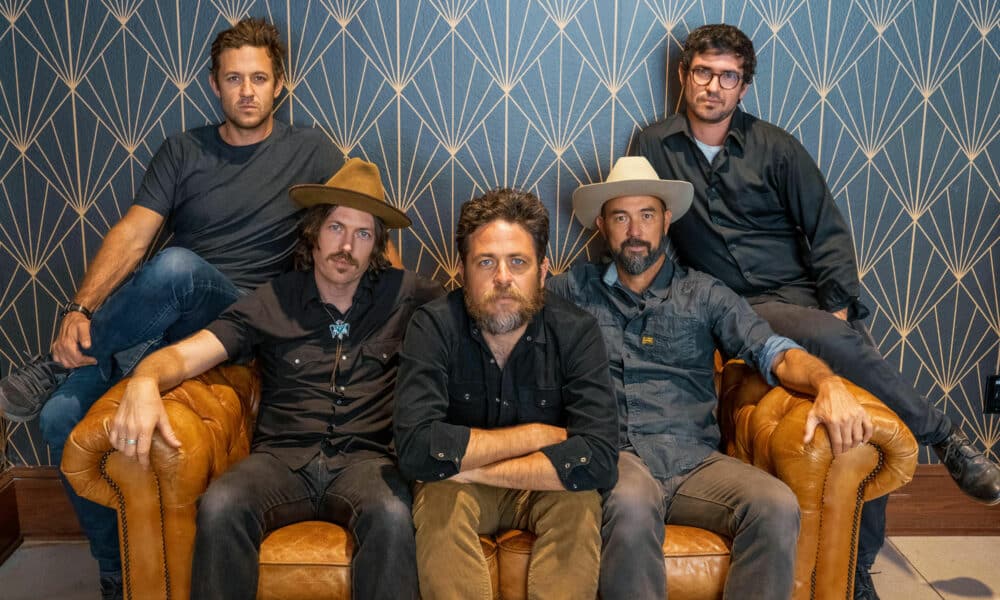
[42,248,242,575]
[191,453,419,600]
[751,301,953,570]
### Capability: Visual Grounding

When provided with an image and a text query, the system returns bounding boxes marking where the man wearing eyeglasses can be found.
[636,23,1000,600]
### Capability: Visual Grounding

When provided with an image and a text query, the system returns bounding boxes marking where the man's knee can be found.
[602,476,663,538]
[39,390,85,449]
[357,493,414,542]
[755,302,850,344]
[743,480,800,542]
[142,247,204,281]
[196,479,257,534]
[412,480,478,534]
[534,490,601,527]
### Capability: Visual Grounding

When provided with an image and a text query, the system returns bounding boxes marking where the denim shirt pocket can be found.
[642,316,707,367]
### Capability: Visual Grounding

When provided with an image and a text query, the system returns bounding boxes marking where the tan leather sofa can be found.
[62,361,917,600]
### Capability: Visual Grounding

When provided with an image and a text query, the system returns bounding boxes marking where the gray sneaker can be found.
[0,355,69,422]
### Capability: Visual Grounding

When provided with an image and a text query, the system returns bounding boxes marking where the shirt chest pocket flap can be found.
[517,385,563,424]
[642,317,708,366]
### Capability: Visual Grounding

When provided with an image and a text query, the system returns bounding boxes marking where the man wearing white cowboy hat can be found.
[547,155,873,599]
[107,158,442,600]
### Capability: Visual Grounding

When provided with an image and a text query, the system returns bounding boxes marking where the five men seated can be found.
[1,16,996,600]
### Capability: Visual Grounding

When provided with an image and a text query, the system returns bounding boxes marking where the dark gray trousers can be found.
[599,451,800,599]
[190,452,418,600]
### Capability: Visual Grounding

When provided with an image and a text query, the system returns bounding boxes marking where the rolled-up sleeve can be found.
[539,315,619,491]
[704,276,791,383]
[393,306,471,482]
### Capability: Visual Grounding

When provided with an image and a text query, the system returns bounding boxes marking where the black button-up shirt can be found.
[394,289,619,491]
[637,109,869,319]
[547,260,799,481]
[206,268,444,470]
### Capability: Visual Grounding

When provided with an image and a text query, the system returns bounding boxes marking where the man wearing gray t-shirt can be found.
[0,18,339,600]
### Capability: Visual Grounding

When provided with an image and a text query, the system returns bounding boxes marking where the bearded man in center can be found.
[393,188,619,600]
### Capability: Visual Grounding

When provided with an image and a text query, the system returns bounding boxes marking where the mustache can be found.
[327,251,359,267]
[483,284,529,304]
[620,237,653,252]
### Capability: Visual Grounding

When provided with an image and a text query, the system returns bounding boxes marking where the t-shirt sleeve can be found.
[133,137,181,216]
[310,131,342,182]
[204,288,267,362]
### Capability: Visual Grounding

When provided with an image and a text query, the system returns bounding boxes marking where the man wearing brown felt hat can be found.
[106,157,443,600]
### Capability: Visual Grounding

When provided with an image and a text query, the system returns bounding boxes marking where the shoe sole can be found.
[0,394,42,423]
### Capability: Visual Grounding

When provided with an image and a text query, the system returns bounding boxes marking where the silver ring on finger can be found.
[125,439,138,445]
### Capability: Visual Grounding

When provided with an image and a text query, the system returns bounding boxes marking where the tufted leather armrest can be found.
[718,361,918,599]
[62,365,260,600]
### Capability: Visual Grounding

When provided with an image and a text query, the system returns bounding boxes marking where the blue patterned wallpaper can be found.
[1,1,997,467]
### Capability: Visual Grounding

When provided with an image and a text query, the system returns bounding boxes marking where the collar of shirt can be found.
[301,269,377,321]
[661,107,748,152]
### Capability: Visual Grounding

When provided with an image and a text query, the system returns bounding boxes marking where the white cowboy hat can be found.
[572,156,693,229]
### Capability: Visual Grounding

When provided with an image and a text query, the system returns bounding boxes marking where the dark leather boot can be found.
[933,427,1000,505]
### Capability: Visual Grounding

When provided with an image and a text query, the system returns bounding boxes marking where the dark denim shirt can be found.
[394,289,619,491]
[206,268,444,470]
[637,109,869,320]
[547,260,800,480]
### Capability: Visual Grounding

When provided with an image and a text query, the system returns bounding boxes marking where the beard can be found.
[464,282,545,335]
[610,236,665,275]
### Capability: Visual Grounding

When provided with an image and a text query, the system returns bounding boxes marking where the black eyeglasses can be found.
[688,67,743,90]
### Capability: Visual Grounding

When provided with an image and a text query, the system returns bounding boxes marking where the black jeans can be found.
[190,452,418,600]
[752,301,952,568]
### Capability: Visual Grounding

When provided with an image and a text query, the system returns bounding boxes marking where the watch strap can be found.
[61,302,93,319]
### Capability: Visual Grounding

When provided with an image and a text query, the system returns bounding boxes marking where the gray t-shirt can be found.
[134,121,339,289]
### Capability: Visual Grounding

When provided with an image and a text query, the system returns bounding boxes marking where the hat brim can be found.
[572,179,693,229]
[289,185,412,228]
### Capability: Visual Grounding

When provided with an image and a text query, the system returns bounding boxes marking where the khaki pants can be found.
[412,480,601,600]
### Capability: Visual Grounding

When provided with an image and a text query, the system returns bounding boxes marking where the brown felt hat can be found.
[289,158,411,228]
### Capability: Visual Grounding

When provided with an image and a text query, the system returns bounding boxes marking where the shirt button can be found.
[526,335,532,342]
[339,386,346,392]
[464,393,470,400]
[571,484,578,490]
[495,397,501,403]
[580,457,587,463]
[743,270,751,278]
[564,463,571,469]
[437,452,445,458]
[438,473,445,479]
[382,353,388,359]
[539,400,547,406]
[293,358,300,364]
[341,355,348,361]
[490,358,495,364]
